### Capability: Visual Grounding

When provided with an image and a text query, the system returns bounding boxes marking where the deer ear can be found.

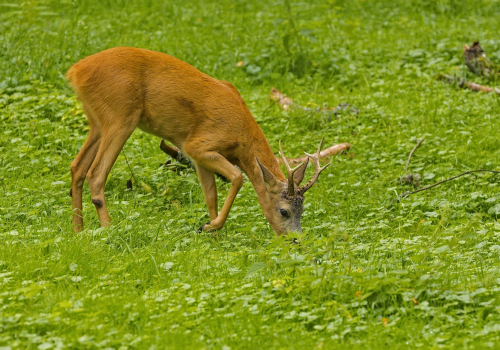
[292,157,309,187]
[256,158,281,192]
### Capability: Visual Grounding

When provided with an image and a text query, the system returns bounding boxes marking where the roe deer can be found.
[67,47,329,235]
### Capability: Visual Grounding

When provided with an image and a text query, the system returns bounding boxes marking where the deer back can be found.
[67,47,266,162]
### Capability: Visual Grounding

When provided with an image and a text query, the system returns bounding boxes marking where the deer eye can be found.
[280,209,289,217]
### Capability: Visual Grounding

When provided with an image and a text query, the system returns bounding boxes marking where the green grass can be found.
[2,0,500,348]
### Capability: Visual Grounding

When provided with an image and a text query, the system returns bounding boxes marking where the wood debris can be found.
[439,41,500,95]
[437,74,500,95]
[270,87,359,116]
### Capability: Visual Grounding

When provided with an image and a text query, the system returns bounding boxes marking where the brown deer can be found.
[67,47,329,235]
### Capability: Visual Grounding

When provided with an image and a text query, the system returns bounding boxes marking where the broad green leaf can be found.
[245,262,265,278]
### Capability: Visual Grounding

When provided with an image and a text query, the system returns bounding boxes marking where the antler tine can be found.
[297,137,330,195]
[279,140,304,197]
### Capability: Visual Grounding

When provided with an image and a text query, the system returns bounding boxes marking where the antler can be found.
[297,137,330,196]
[279,140,304,197]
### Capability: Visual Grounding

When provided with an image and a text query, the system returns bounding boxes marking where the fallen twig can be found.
[405,138,425,173]
[269,87,359,116]
[160,140,351,169]
[160,141,227,183]
[270,87,295,111]
[397,139,424,188]
[278,143,351,165]
[398,170,500,200]
[160,140,193,168]
[437,74,500,95]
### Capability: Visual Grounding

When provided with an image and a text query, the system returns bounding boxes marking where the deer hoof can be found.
[198,221,211,233]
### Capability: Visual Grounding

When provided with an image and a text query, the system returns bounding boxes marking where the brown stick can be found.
[279,143,351,165]
[160,140,351,168]
[159,140,192,167]
[269,88,359,115]
[404,138,425,173]
[400,170,500,199]
[160,140,180,158]
[270,87,295,111]
[437,74,500,95]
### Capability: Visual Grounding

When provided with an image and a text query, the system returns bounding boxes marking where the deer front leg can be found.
[185,148,242,232]
[194,162,218,221]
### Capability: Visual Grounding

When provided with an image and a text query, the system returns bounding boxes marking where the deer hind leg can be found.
[194,162,218,222]
[184,145,242,232]
[86,111,140,227]
[70,112,102,232]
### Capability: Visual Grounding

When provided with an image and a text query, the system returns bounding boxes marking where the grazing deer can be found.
[67,47,329,235]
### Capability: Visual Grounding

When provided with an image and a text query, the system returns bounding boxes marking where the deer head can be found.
[256,138,330,235]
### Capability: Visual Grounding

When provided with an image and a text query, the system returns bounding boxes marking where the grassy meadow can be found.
[2,0,500,348]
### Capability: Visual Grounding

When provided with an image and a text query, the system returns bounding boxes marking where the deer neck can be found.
[237,139,285,212]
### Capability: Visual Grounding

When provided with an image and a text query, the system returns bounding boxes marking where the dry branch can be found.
[269,87,359,116]
[160,140,192,168]
[405,138,425,173]
[270,87,295,111]
[160,140,351,169]
[438,42,500,95]
[278,143,351,165]
[437,74,500,95]
[398,170,500,200]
